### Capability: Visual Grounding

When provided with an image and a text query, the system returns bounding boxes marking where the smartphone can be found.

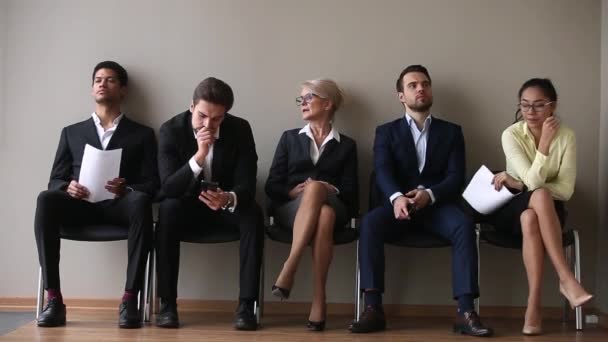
[200,180,219,192]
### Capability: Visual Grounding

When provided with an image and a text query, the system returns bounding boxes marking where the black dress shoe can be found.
[307,320,326,331]
[234,301,258,331]
[348,305,386,333]
[119,298,142,329]
[453,311,493,337]
[37,298,66,327]
[271,285,290,300]
[156,300,179,328]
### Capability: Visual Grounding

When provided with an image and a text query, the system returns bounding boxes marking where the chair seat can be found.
[480,225,575,249]
[266,224,358,245]
[386,230,451,248]
[59,224,129,242]
[180,225,241,244]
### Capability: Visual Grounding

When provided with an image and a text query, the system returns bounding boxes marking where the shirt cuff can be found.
[225,191,238,212]
[389,192,404,205]
[189,157,203,178]
[320,181,340,194]
[425,189,436,204]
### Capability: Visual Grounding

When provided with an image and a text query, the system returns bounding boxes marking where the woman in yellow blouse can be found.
[491,78,592,335]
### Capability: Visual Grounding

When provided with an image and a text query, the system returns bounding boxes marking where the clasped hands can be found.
[393,187,431,220]
[288,177,337,199]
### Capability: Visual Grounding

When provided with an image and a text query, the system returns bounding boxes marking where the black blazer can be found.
[265,128,359,216]
[158,110,258,208]
[48,116,159,196]
[374,116,465,206]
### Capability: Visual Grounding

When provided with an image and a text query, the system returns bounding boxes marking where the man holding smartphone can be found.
[155,77,264,331]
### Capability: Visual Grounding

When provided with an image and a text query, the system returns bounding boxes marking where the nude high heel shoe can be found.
[522,324,542,336]
[559,283,593,309]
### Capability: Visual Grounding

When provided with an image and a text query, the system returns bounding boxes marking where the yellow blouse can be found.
[501,121,576,201]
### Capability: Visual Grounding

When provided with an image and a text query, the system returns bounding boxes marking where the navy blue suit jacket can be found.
[374,116,465,206]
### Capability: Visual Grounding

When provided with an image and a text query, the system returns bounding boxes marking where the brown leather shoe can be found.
[453,311,493,337]
[348,305,386,333]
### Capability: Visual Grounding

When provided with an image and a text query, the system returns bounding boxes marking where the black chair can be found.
[478,220,584,330]
[151,223,265,325]
[35,224,154,322]
[354,171,480,320]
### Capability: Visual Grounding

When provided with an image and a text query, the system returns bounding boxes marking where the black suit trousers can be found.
[34,189,153,292]
[155,197,264,301]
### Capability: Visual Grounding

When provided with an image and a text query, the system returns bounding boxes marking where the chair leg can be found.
[573,230,583,331]
[563,244,572,324]
[36,267,44,319]
[152,246,159,315]
[355,240,361,321]
[475,226,480,313]
[143,247,154,323]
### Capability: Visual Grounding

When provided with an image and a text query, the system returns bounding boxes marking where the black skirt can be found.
[487,190,566,235]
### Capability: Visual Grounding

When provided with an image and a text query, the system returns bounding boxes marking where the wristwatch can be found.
[222,192,234,210]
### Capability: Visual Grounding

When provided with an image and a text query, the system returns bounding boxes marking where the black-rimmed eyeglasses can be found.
[518,101,553,112]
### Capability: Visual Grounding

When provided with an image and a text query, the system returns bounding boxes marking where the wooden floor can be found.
[2,309,607,341]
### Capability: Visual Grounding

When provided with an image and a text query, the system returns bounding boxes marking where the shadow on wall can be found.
[122,68,157,132]
[336,87,378,213]
[433,82,506,176]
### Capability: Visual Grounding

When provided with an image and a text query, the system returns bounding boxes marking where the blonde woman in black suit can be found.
[265,79,358,331]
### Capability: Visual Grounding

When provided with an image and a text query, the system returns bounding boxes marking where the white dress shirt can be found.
[299,123,341,193]
[389,113,436,205]
[91,112,123,150]
[299,123,341,164]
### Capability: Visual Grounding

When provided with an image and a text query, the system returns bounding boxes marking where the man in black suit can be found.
[34,61,158,329]
[155,77,264,331]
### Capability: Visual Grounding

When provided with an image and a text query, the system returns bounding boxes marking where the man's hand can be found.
[194,127,216,165]
[105,177,127,198]
[404,188,431,210]
[66,180,90,199]
[199,187,230,211]
[393,196,412,220]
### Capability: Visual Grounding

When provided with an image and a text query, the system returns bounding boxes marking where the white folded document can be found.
[462,165,517,215]
[78,144,122,203]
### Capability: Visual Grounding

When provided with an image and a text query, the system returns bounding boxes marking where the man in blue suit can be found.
[349,65,493,336]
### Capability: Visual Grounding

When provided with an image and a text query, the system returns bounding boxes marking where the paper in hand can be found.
[78,144,122,202]
[462,165,516,215]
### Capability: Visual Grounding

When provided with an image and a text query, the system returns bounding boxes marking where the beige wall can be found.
[597,0,608,314]
[0,0,602,308]
[0,1,5,143]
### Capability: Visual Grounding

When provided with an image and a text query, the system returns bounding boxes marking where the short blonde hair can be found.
[301,78,344,114]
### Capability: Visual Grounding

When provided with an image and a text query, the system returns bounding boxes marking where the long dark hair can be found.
[513,78,558,123]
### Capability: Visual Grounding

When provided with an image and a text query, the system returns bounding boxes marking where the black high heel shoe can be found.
[271,285,290,300]
[307,320,326,332]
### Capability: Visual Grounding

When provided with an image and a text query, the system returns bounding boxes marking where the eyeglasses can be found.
[518,101,553,112]
[296,93,317,106]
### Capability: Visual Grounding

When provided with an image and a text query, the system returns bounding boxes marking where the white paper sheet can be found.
[78,144,122,203]
[462,165,517,215]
